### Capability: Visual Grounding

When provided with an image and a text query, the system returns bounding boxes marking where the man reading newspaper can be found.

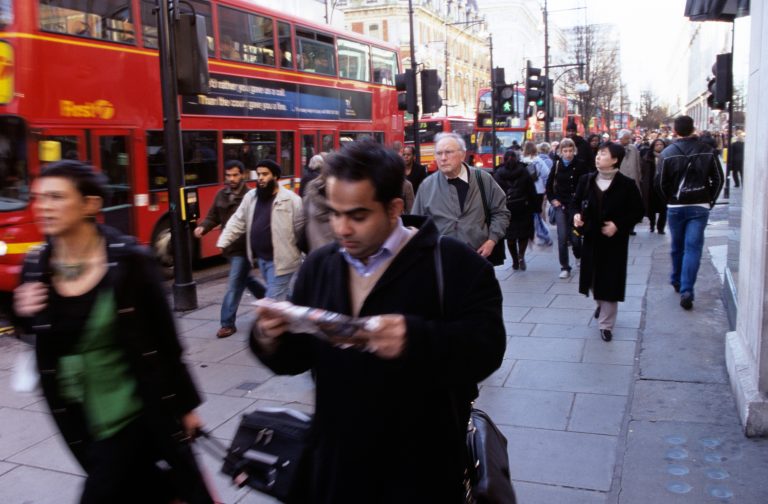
[250,140,505,503]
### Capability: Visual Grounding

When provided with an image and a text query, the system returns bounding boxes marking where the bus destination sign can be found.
[182,74,372,121]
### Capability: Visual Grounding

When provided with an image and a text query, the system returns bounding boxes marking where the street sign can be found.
[536,110,546,120]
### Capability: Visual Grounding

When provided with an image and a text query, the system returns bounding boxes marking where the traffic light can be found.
[495,84,515,116]
[395,70,416,114]
[525,61,544,117]
[420,69,443,114]
[545,78,554,121]
[707,53,732,110]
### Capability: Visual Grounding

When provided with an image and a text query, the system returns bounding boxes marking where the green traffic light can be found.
[502,101,512,113]
[536,99,544,106]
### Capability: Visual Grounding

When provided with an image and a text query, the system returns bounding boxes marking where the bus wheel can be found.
[151,218,174,278]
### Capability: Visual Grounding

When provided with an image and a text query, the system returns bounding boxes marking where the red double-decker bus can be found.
[404,116,475,172]
[474,87,527,169]
[0,1,402,291]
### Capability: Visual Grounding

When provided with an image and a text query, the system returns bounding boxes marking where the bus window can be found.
[97,135,132,234]
[338,39,370,82]
[280,132,294,179]
[39,0,136,45]
[296,28,335,76]
[218,7,275,66]
[222,131,277,174]
[278,21,293,69]
[340,132,374,143]
[146,131,217,190]
[321,133,334,153]
[371,47,397,85]
[301,134,316,171]
[140,0,213,54]
[0,117,27,210]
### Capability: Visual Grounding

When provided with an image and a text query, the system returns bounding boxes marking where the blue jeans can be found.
[667,206,709,298]
[221,255,266,328]
[257,258,294,301]
[554,205,580,270]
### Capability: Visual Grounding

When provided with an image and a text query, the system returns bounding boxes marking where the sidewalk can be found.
[1,217,767,503]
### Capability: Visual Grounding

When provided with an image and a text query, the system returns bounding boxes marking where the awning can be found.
[684,0,749,21]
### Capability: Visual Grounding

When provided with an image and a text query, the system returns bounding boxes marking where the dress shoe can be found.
[658,231,666,235]
[680,293,694,310]
[512,262,520,271]
[671,282,680,293]
[519,259,527,271]
[600,329,613,342]
[594,306,601,319]
[217,326,237,338]
[629,231,637,236]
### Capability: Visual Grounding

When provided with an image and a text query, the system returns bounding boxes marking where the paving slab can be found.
[480,358,515,387]
[500,292,556,307]
[187,361,274,395]
[545,282,584,295]
[245,373,315,404]
[182,336,249,363]
[195,393,258,431]
[0,408,57,459]
[506,360,633,396]
[7,434,84,475]
[631,380,740,425]
[512,481,606,504]
[497,281,554,294]
[503,322,535,336]
[0,462,16,477]
[523,307,593,325]
[0,466,83,504]
[532,323,639,341]
[504,336,584,362]
[568,393,627,436]
[501,425,618,491]
[549,294,596,309]
[0,374,44,409]
[620,420,768,504]
[502,306,531,322]
[639,331,729,384]
[475,386,573,430]
[582,339,637,365]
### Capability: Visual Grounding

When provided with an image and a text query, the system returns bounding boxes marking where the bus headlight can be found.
[0,241,7,256]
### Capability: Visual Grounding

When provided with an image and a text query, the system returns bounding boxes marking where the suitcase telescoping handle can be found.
[196,430,254,487]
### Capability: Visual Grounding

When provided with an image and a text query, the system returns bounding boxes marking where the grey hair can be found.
[434,132,467,152]
[618,129,632,139]
[308,154,325,170]
[559,138,575,150]
[537,142,551,154]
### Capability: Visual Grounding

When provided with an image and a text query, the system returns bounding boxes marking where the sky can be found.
[547,0,750,110]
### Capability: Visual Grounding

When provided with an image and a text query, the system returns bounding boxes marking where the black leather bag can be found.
[475,170,506,266]
[434,240,516,504]
[220,408,312,503]
[464,408,517,504]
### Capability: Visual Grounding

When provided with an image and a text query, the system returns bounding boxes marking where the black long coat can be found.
[640,152,667,216]
[251,218,505,503]
[572,172,644,301]
[493,161,538,240]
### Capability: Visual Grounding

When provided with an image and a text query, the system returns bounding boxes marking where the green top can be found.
[58,290,143,440]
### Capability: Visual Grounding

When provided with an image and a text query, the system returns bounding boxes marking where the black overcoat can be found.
[250,218,505,504]
[572,173,644,301]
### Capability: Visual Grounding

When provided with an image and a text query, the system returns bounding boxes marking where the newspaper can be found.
[253,298,379,341]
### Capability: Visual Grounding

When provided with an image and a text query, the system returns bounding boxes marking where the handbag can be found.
[206,407,312,503]
[434,240,517,504]
[475,169,506,266]
[465,408,517,504]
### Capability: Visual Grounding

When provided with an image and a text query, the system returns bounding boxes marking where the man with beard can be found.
[218,159,304,301]
[195,160,266,338]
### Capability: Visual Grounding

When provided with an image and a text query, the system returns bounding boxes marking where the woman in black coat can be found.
[14,160,212,503]
[573,142,643,342]
[494,150,538,270]
[640,138,668,233]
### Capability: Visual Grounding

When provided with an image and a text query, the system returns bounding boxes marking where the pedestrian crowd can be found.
[10,114,727,503]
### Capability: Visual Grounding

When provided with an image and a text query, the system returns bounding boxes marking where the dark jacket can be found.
[546,156,589,205]
[198,182,249,257]
[641,150,667,215]
[250,217,505,504]
[300,169,321,198]
[730,140,744,172]
[405,163,428,194]
[19,227,206,493]
[656,137,724,207]
[572,173,644,301]
[570,134,593,168]
[494,161,538,241]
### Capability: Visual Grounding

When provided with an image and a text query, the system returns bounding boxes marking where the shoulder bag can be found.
[474,169,506,266]
[434,239,517,504]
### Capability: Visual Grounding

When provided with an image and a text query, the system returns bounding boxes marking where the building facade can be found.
[338,0,491,118]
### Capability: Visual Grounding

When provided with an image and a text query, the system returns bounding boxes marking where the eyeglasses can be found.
[435,149,459,157]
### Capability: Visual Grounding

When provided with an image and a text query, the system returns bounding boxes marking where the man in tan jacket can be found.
[218,159,304,301]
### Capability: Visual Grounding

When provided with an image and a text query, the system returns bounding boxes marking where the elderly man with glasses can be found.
[412,132,510,263]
